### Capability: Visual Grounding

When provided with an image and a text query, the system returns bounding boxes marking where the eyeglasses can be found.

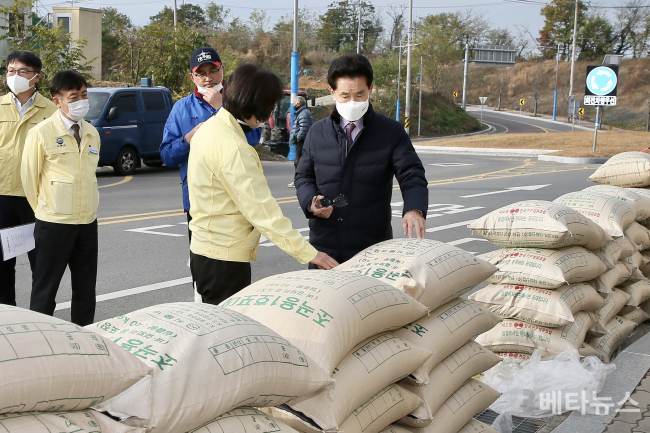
[193,67,222,79]
[320,196,348,208]
[7,69,36,77]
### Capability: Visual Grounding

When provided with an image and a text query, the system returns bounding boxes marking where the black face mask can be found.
[294,105,300,111]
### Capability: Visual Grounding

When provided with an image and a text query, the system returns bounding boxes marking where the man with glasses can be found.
[0,50,56,306]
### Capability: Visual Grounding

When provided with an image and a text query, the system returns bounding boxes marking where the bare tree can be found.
[613,0,650,56]
[386,4,406,49]
[495,71,510,111]
[531,63,543,116]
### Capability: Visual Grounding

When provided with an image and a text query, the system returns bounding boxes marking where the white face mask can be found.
[7,73,38,95]
[197,81,223,95]
[335,92,369,122]
[60,99,90,122]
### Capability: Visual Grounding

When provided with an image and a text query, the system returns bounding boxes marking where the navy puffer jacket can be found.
[295,104,428,262]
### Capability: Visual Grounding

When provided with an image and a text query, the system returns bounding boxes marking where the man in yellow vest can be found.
[21,70,101,325]
[0,50,56,306]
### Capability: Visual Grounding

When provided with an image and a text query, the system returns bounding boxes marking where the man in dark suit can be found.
[295,53,428,266]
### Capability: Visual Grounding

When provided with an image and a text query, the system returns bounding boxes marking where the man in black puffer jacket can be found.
[295,53,428,266]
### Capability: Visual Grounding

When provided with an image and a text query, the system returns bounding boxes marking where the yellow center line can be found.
[99,209,185,221]
[98,175,133,189]
[98,212,186,226]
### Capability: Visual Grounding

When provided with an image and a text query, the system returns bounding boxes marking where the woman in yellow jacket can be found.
[187,64,338,304]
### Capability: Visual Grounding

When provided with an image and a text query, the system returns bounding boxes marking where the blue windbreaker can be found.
[160,92,261,211]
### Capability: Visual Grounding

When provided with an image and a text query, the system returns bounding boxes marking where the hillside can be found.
[463,58,650,129]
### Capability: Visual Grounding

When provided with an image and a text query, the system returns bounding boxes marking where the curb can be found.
[413,145,558,158]
[412,122,495,142]
[467,107,593,131]
[550,329,650,433]
[538,154,609,164]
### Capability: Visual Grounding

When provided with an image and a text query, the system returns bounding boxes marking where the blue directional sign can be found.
[585,65,618,97]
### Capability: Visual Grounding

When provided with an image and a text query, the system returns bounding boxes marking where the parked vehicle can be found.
[85,87,173,175]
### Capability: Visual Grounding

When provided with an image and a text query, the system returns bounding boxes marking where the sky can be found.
[39,0,549,33]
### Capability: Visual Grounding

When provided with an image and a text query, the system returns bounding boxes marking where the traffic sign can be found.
[579,108,585,115]
[453,91,458,97]
[479,97,487,105]
[519,99,525,105]
[585,65,618,97]
[584,95,617,106]
[569,99,580,116]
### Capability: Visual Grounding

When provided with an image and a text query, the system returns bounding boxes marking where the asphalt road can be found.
[467,108,577,134]
[11,153,600,323]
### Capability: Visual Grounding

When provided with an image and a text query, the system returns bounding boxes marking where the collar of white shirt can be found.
[59,111,82,136]
[13,92,37,119]
[340,116,364,133]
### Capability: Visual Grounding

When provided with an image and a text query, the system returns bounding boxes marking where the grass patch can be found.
[416,130,650,158]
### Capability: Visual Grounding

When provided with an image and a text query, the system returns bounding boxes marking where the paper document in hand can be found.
[0,223,35,261]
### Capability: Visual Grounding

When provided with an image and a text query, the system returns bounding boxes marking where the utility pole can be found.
[404,0,413,134]
[569,0,579,99]
[396,45,402,121]
[462,43,469,111]
[553,43,559,121]
[418,56,423,136]
[357,2,362,54]
[287,0,299,162]
[593,105,600,152]
[173,0,178,29]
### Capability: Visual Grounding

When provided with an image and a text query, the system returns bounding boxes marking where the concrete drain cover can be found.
[475,409,546,433]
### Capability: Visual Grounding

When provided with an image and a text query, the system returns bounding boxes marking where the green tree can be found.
[577,13,614,60]
[150,3,206,27]
[136,21,207,97]
[540,0,588,60]
[317,1,382,52]
[204,2,231,31]
[0,0,93,92]
[101,7,132,77]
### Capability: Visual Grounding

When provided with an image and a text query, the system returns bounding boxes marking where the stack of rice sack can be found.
[468,200,615,362]
[87,302,333,433]
[231,239,502,433]
[0,305,151,433]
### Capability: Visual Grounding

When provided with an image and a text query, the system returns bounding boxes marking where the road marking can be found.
[429,163,474,167]
[392,203,484,219]
[461,184,550,198]
[126,224,185,237]
[447,238,490,246]
[55,277,193,311]
[99,212,186,226]
[98,175,133,189]
[479,112,563,133]
[426,219,476,232]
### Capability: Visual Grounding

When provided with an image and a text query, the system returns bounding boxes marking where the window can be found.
[86,92,110,120]
[109,93,138,117]
[56,15,71,34]
[142,92,166,112]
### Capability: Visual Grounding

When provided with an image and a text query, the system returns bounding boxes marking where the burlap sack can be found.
[622,253,649,283]
[592,288,632,330]
[190,408,300,433]
[589,262,632,293]
[639,251,650,276]
[588,152,650,187]
[0,411,143,433]
[394,299,502,385]
[289,333,432,431]
[469,200,611,249]
[497,352,532,363]
[585,316,637,363]
[475,311,595,355]
[335,238,497,310]
[403,379,500,433]
[458,419,499,433]
[579,342,600,357]
[379,426,413,433]
[88,303,332,433]
[469,282,604,327]
[339,385,423,433]
[618,279,650,306]
[625,222,650,250]
[402,341,501,419]
[619,305,650,324]
[0,305,151,415]
[584,185,650,221]
[591,238,624,269]
[222,270,428,373]
[553,191,636,238]
[482,246,607,289]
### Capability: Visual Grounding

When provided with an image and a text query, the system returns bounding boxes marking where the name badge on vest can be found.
[89,147,98,154]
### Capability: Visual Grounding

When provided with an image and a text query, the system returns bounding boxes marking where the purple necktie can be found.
[345,122,356,146]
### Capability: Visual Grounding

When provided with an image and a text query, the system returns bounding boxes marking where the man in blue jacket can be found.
[160,47,261,236]
[288,96,313,188]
